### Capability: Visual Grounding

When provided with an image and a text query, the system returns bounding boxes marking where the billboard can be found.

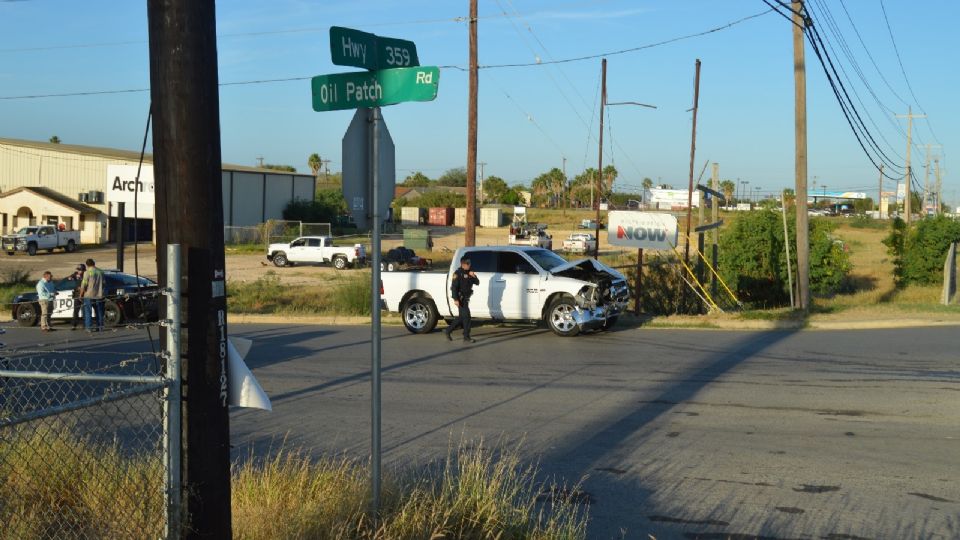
[106,164,155,205]
[646,188,701,209]
[607,211,678,251]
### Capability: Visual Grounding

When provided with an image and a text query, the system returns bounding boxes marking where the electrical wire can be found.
[130,106,158,358]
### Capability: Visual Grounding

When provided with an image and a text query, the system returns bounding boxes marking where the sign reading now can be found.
[606,211,678,250]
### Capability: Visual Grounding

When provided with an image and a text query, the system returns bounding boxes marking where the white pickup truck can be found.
[561,233,597,254]
[2,225,80,256]
[381,246,630,337]
[266,236,366,269]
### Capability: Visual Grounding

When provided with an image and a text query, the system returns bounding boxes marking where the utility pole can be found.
[793,0,811,311]
[935,159,942,214]
[877,164,884,214]
[896,107,925,225]
[465,0,478,246]
[478,161,486,205]
[321,159,331,183]
[711,162,720,297]
[594,58,606,259]
[923,144,942,216]
[147,0,232,537]
[684,59,701,263]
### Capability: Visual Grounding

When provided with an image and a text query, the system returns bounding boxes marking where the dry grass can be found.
[1,429,588,540]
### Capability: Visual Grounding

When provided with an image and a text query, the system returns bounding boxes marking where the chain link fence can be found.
[0,350,172,540]
[225,221,335,247]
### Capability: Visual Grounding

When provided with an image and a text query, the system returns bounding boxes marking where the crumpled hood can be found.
[549,258,625,280]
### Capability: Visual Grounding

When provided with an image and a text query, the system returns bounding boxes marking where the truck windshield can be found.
[525,249,568,271]
[16,227,36,235]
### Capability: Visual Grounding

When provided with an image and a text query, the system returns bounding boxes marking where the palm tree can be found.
[49,135,61,144]
[720,180,736,203]
[602,165,618,193]
[307,153,322,177]
[642,177,654,191]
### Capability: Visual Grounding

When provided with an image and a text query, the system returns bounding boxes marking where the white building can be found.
[0,137,316,244]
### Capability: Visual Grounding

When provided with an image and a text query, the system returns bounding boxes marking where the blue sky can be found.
[1,1,956,202]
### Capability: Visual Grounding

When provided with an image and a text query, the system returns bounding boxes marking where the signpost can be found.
[313,26,439,519]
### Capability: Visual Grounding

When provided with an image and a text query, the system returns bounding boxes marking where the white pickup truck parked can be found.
[2,225,80,256]
[381,246,630,337]
[561,233,597,254]
[267,236,366,269]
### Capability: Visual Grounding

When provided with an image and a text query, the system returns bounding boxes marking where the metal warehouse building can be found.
[0,137,316,244]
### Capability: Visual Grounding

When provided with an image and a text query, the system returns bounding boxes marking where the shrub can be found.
[411,190,467,209]
[719,211,851,307]
[283,189,347,223]
[884,215,960,287]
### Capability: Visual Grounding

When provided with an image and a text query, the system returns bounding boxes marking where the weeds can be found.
[227,271,371,316]
[1,428,588,540]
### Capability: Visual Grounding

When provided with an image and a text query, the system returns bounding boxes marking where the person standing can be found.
[36,271,56,332]
[69,263,85,330]
[444,257,480,343]
[80,258,105,332]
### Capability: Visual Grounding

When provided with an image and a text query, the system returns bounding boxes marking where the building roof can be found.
[0,186,102,214]
[0,137,315,177]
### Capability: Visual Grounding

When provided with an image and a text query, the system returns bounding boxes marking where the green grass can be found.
[0,266,32,308]
[227,271,371,316]
[1,428,588,540]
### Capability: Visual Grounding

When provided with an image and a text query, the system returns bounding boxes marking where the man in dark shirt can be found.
[444,257,480,343]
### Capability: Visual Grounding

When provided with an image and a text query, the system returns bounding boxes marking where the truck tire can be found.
[401,295,438,334]
[272,251,288,267]
[27,242,37,256]
[16,302,39,327]
[545,296,580,337]
[333,256,347,270]
[66,240,77,253]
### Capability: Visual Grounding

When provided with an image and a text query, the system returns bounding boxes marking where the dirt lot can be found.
[1,223,620,287]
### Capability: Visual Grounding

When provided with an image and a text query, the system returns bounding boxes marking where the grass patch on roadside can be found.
[1,428,588,540]
[228,271,371,316]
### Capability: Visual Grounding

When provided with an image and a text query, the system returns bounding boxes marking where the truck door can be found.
[286,238,308,262]
[37,226,55,249]
[494,251,541,319]
[456,250,496,319]
[306,238,323,261]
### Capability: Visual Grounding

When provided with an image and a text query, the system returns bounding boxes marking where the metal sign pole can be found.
[163,244,182,540]
[369,106,383,517]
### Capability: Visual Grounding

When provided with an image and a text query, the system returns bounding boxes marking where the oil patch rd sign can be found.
[607,211,679,251]
[311,66,440,112]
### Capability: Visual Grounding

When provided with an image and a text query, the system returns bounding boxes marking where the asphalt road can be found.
[2,321,957,539]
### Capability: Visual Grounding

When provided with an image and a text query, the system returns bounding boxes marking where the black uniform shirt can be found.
[451,267,480,301]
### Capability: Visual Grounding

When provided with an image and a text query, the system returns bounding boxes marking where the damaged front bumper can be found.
[570,301,628,330]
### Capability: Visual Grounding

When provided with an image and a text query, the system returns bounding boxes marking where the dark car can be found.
[11,270,161,328]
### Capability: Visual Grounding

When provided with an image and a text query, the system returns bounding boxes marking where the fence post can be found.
[164,244,183,539]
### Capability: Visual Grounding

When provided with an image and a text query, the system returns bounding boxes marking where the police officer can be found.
[444,257,480,343]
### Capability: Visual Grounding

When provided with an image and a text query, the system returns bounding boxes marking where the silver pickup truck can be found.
[2,225,80,256]
[380,245,630,337]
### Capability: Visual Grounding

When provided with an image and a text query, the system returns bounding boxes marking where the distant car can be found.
[562,233,597,254]
[579,219,605,230]
[11,270,160,327]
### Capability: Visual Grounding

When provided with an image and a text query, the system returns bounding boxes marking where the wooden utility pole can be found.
[147,0,232,537]
[683,59,701,264]
[935,159,942,214]
[465,0,478,246]
[711,162,720,297]
[594,58,606,259]
[923,144,942,216]
[793,0,810,311]
[896,107,925,225]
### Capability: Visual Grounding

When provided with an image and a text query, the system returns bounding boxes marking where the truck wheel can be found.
[66,240,77,253]
[16,302,39,327]
[546,296,580,337]
[6,252,13,256]
[272,251,288,267]
[27,243,37,256]
[103,300,123,327]
[402,295,438,334]
[333,256,347,270]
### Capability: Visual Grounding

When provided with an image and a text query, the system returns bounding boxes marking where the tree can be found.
[402,171,432,187]
[782,188,796,208]
[530,168,566,208]
[482,175,508,203]
[263,164,297,172]
[49,135,61,144]
[720,180,736,203]
[436,167,467,187]
[307,153,323,176]
[602,165,618,193]
[642,177,654,191]
[569,168,599,207]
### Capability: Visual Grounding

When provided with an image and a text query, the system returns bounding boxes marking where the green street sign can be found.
[311,66,439,112]
[330,26,420,71]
